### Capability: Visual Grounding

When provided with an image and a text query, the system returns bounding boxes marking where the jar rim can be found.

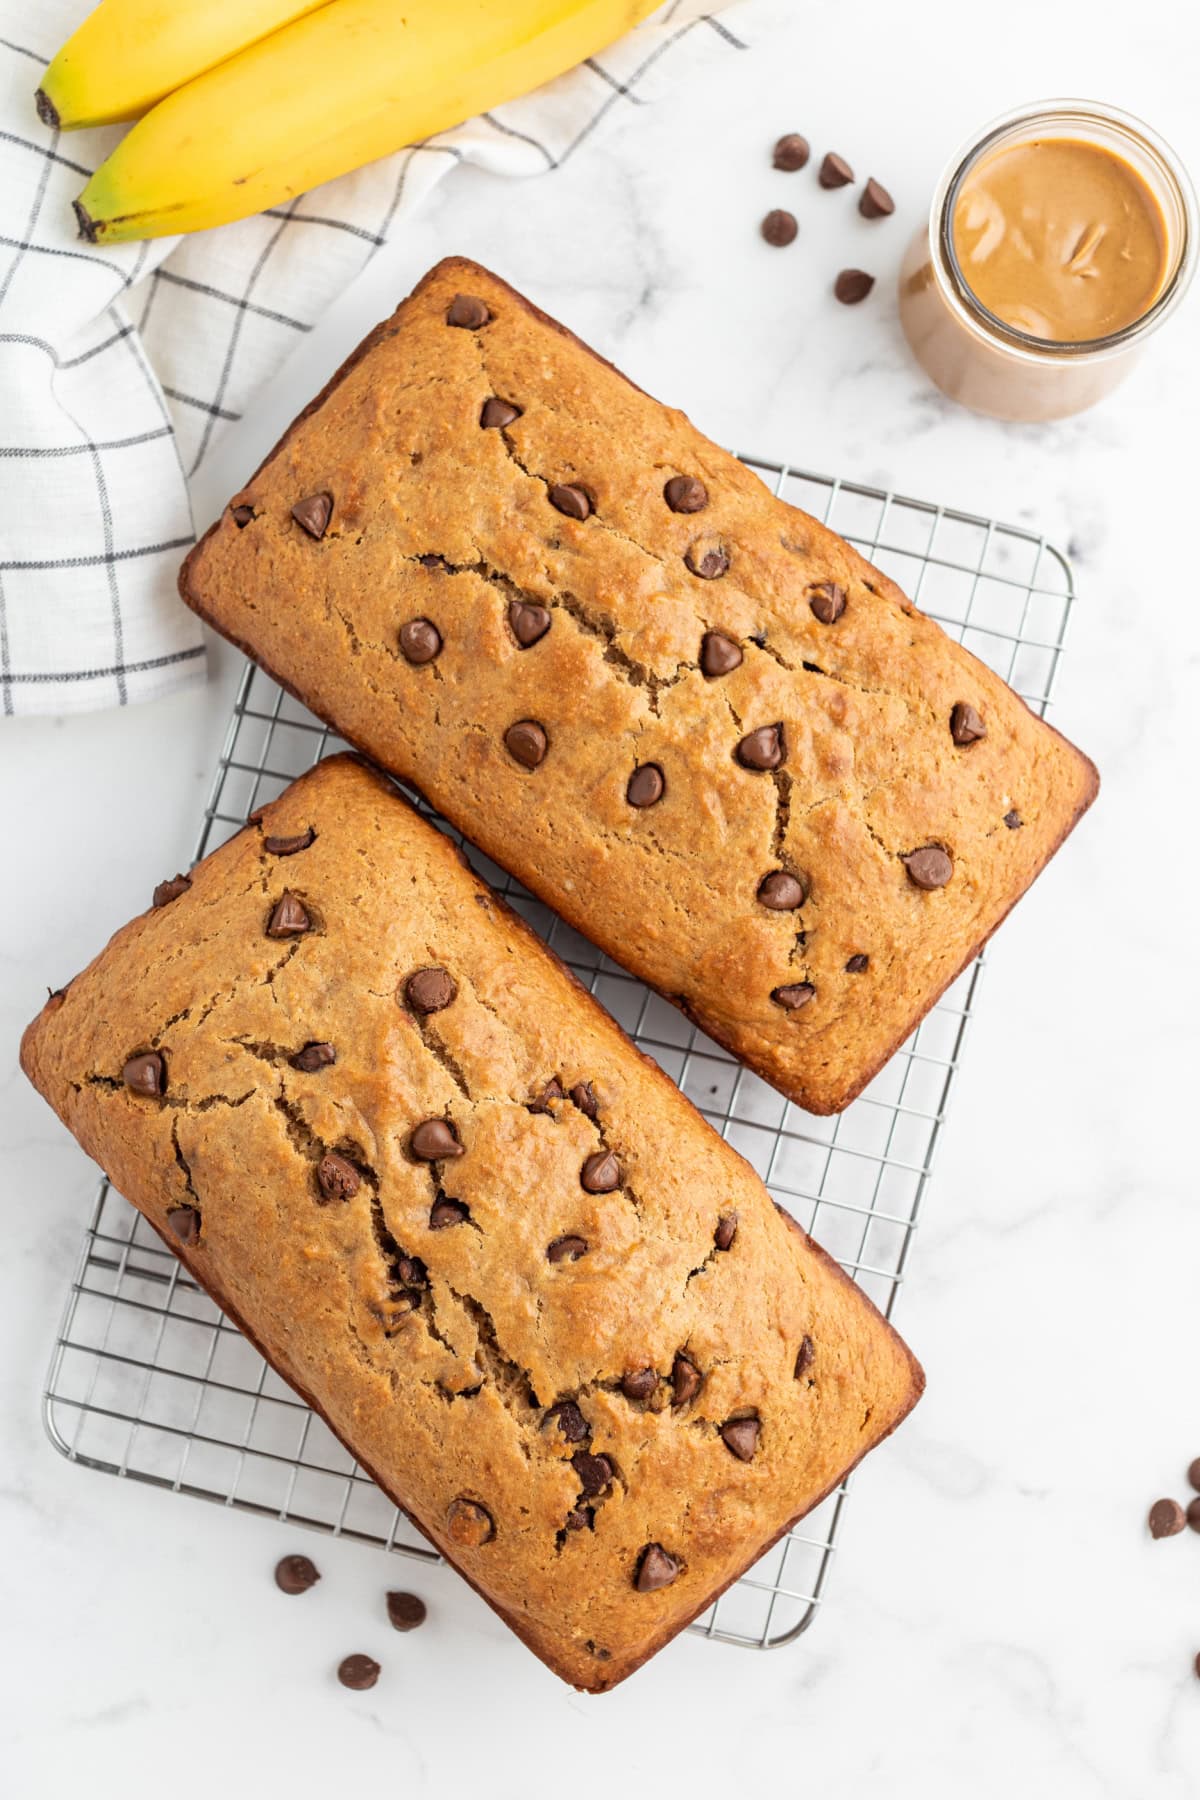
[931,98,1197,361]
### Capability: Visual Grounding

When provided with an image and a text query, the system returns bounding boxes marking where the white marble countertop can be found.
[3,1,1200,1792]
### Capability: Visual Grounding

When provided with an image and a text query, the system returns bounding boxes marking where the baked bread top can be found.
[180,257,1097,1112]
[20,755,922,1691]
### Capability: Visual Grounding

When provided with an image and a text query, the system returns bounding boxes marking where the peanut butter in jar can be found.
[899,101,1196,421]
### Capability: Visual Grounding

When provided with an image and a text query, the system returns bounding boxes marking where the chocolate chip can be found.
[773,133,810,171]
[570,1081,598,1120]
[700,631,742,677]
[549,483,592,521]
[1149,1498,1187,1538]
[291,492,332,540]
[635,1544,680,1592]
[714,1213,738,1251]
[123,1052,165,1097]
[950,702,986,745]
[167,1205,200,1245]
[845,953,869,974]
[547,1235,588,1264]
[405,967,457,1015]
[231,504,254,528]
[835,268,875,305]
[819,152,854,188]
[509,600,551,647]
[399,618,442,665]
[794,1335,815,1379]
[672,1352,701,1406]
[394,1254,426,1289]
[267,891,311,937]
[581,1150,620,1193]
[572,1451,614,1497]
[529,1078,564,1114]
[317,1152,361,1203]
[663,475,708,514]
[808,581,847,624]
[386,1591,426,1632]
[290,1042,335,1072]
[761,208,798,247]
[429,1197,469,1229]
[446,294,490,329]
[505,719,548,769]
[772,982,815,1011]
[1003,810,1023,830]
[1188,1499,1200,1534]
[1189,1459,1200,1493]
[757,870,806,910]
[410,1119,463,1161]
[720,1417,761,1462]
[564,1508,590,1532]
[480,397,520,429]
[445,1497,493,1546]
[621,1368,658,1401]
[274,1554,319,1595]
[152,873,191,908]
[337,1654,380,1691]
[736,723,784,771]
[859,177,895,219]
[903,846,953,890]
[685,542,730,580]
[626,763,665,808]
[545,1402,588,1443]
[263,828,315,856]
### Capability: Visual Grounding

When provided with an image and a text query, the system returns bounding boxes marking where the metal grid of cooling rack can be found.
[43,453,1079,1656]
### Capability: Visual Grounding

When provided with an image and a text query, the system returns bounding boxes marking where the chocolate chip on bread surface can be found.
[180,258,1098,1114]
[19,755,922,1693]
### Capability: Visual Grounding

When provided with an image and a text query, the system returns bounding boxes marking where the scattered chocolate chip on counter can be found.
[834,268,876,305]
[337,1653,381,1691]
[761,208,798,247]
[275,1553,320,1595]
[773,132,810,171]
[818,151,854,189]
[1149,1497,1187,1538]
[1189,1458,1200,1492]
[1187,1498,1200,1534]
[859,177,895,219]
[386,1591,427,1632]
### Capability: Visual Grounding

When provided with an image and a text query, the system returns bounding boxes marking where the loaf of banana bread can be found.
[20,755,921,1692]
[180,257,1097,1113]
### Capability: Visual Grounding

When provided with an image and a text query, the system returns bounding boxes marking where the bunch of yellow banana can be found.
[37,0,661,244]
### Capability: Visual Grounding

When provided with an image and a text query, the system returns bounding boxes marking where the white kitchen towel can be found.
[0,2,747,718]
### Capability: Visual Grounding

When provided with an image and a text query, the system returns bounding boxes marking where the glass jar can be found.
[898,100,1196,421]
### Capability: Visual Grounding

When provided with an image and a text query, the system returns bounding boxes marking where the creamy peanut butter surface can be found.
[951,137,1169,342]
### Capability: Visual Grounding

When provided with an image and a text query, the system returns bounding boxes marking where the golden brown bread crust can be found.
[21,755,922,1692]
[180,257,1098,1114]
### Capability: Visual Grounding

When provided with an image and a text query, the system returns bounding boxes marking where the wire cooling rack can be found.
[43,454,1078,1656]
